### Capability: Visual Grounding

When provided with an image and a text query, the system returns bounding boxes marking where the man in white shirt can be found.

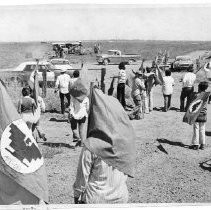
[55,68,71,115]
[117,62,127,108]
[162,70,175,112]
[180,67,196,112]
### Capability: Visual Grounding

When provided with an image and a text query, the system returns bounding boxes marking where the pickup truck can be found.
[96,50,141,65]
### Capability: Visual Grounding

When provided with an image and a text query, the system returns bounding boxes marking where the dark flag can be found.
[183,91,210,125]
[155,65,164,85]
[85,88,136,178]
[0,81,48,204]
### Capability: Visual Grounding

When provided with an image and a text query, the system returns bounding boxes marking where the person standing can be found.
[144,67,157,113]
[55,69,71,116]
[18,87,37,130]
[180,67,196,112]
[162,70,175,112]
[68,78,89,146]
[189,82,209,150]
[73,88,135,204]
[117,62,126,108]
[131,71,146,119]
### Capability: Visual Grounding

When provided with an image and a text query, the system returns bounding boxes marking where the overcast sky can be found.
[0,4,211,42]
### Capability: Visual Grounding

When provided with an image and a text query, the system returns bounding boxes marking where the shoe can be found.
[199,144,205,150]
[189,145,199,150]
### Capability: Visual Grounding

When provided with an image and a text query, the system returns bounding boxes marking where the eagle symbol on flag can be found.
[189,99,203,113]
[1,119,44,174]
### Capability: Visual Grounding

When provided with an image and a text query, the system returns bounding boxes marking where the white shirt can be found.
[118,70,126,84]
[55,73,71,94]
[69,96,89,120]
[182,72,196,88]
[73,147,128,204]
[162,76,175,95]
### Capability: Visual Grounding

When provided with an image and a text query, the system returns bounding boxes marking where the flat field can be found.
[0,41,211,204]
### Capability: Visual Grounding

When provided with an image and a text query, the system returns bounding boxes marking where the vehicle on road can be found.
[50,59,73,71]
[13,61,55,82]
[171,56,194,71]
[96,50,141,65]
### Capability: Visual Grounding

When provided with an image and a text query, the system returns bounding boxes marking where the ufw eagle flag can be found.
[0,81,48,204]
[183,91,210,125]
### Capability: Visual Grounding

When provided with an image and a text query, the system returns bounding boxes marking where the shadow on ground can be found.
[43,142,75,149]
[157,138,188,148]
[153,107,180,112]
[45,109,60,114]
[200,159,211,172]
[49,118,68,123]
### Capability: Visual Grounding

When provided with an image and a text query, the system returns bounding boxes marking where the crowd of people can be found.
[14,59,210,204]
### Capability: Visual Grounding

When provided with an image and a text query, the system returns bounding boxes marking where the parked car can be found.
[96,50,141,65]
[13,61,55,82]
[50,58,73,71]
[171,56,194,71]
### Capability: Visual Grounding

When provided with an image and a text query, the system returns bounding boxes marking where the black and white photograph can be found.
[0,0,211,208]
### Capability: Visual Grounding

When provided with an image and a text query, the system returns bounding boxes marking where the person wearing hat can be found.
[131,71,146,118]
[180,66,196,112]
[117,62,127,108]
[55,68,71,116]
[68,78,89,146]
[73,88,135,204]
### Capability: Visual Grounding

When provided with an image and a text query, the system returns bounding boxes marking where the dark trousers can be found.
[117,83,126,108]
[163,94,172,112]
[69,116,86,142]
[180,87,194,111]
[59,92,70,114]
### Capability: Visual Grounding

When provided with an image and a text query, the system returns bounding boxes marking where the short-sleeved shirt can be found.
[182,72,196,88]
[55,73,71,94]
[118,70,126,84]
[162,76,175,95]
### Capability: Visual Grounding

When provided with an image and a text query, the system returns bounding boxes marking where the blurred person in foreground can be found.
[117,62,127,108]
[73,88,135,204]
[68,78,89,146]
[131,71,146,119]
[18,87,37,130]
[180,66,196,112]
[55,68,71,117]
[162,70,175,112]
[189,81,210,150]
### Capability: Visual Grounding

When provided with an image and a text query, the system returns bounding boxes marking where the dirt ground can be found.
[33,50,211,204]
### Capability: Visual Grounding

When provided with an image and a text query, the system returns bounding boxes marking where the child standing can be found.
[190,81,209,150]
[162,70,175,112]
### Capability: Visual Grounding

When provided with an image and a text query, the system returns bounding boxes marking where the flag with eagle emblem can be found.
[0,80,48,204]
[183,91,210,125]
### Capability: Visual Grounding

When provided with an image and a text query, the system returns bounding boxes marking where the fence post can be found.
[42,69,47,98]
[101,68,106,93]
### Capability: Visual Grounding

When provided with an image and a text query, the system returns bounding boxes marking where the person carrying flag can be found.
[73,88,135,204]
[189,82,210,150]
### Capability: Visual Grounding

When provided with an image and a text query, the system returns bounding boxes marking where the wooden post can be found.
[42,69,47,98]
[101,68,106,93]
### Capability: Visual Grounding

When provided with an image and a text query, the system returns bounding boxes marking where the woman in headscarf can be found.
[73,88,136,204]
